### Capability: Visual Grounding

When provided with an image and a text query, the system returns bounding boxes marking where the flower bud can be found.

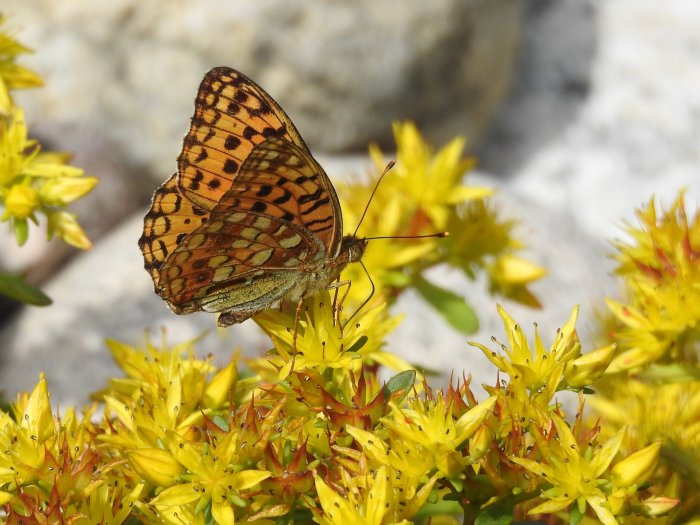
[640,496,679,517]
[564,344,617,387]
[47,210,92,249]
[491,255,547,285]
[128,447,183,488]
[611,441,661,488]
[4,184,38,219]
[468,424,493,461]
[39,176,97,206]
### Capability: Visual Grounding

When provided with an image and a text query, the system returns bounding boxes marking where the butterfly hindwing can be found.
[157,209,323,314]
[177,67,307,210]
[211,136,344,257]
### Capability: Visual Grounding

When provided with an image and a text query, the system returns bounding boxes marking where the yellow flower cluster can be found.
[469,306,670,524]
[0,18,95,248]
[0,299,675,524]
[605,193,700,372]
[335,122,545,327]
[587,191,700,523]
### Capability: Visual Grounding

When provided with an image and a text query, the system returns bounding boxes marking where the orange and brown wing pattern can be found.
[178,67,306,211]
[157,210,322,314]
[212,136,344,257]
[138,173,209,286]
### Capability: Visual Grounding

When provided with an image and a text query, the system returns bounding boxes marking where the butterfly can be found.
[138,67,367,327]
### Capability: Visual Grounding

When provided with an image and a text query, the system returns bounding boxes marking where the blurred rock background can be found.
[1,0,698,405]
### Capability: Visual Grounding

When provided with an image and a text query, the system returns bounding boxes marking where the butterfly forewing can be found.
[139,173,209,286]
[178,67,306,210]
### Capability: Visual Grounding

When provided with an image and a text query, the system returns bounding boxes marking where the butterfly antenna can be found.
[352,160,396,238]
[345,259,375,326]
[364,232,449,241]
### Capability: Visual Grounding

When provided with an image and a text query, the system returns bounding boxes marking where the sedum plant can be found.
[0,17,96,306]
[337,121,545,334]
[588,193,700,523]
[0,294,676,524]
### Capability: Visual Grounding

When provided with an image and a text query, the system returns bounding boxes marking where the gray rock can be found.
[7,0,520,172]
[2,0,520,289]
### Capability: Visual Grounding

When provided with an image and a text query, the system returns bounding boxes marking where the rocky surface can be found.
[6,0,520,168]
[1,0,520,286]
[2,0,700,405]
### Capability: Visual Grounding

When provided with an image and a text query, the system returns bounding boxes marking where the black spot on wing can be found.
[223,159,239,174]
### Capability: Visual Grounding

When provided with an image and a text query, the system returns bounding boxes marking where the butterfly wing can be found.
[141,67,312,296]
[212,136,344,256]
[157,209,322,317]
[143,67,346,324]
[178,67,307,211]
[139,173,209,285]
[157,137,344,322]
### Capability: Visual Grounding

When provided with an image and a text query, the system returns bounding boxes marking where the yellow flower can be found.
[589,380,700,451]
[80,482,146,525]
[1,108,95,249]
[98,337,223,449]
[38,175,98,206]
[470,305,582,396]
[381,392,496,477]
[346,425,441,510]
[314,466,412,525]
[151,431,270,525]
[606,193,700,371]
[0,17,43,113]
[0,108,38,186]
[0,375,57,488]
[512,416,625,524]
[369,121,486,229]
[252,292,406,380]
[335,121,494,307]
[3,182,38,219]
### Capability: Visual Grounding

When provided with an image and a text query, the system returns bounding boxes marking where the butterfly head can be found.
[340,235,368,263]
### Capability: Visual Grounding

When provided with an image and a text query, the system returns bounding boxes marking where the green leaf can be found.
[0,272,51,306]
[383,370,416,400]
[569,504,584,525]
[347,335,368,353]
[475,502,514,525]
[413,499,463,520]
[211,414,229,432]
[639,364,700,383]
[13,218,28,246]
[475,491,541,525]
[414,276,478,334]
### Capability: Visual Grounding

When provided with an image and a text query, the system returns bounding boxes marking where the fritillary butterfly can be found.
[138,67,366,326]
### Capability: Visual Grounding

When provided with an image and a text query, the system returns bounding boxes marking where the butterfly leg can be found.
[328,279,351,336]
[292,296,305,355]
